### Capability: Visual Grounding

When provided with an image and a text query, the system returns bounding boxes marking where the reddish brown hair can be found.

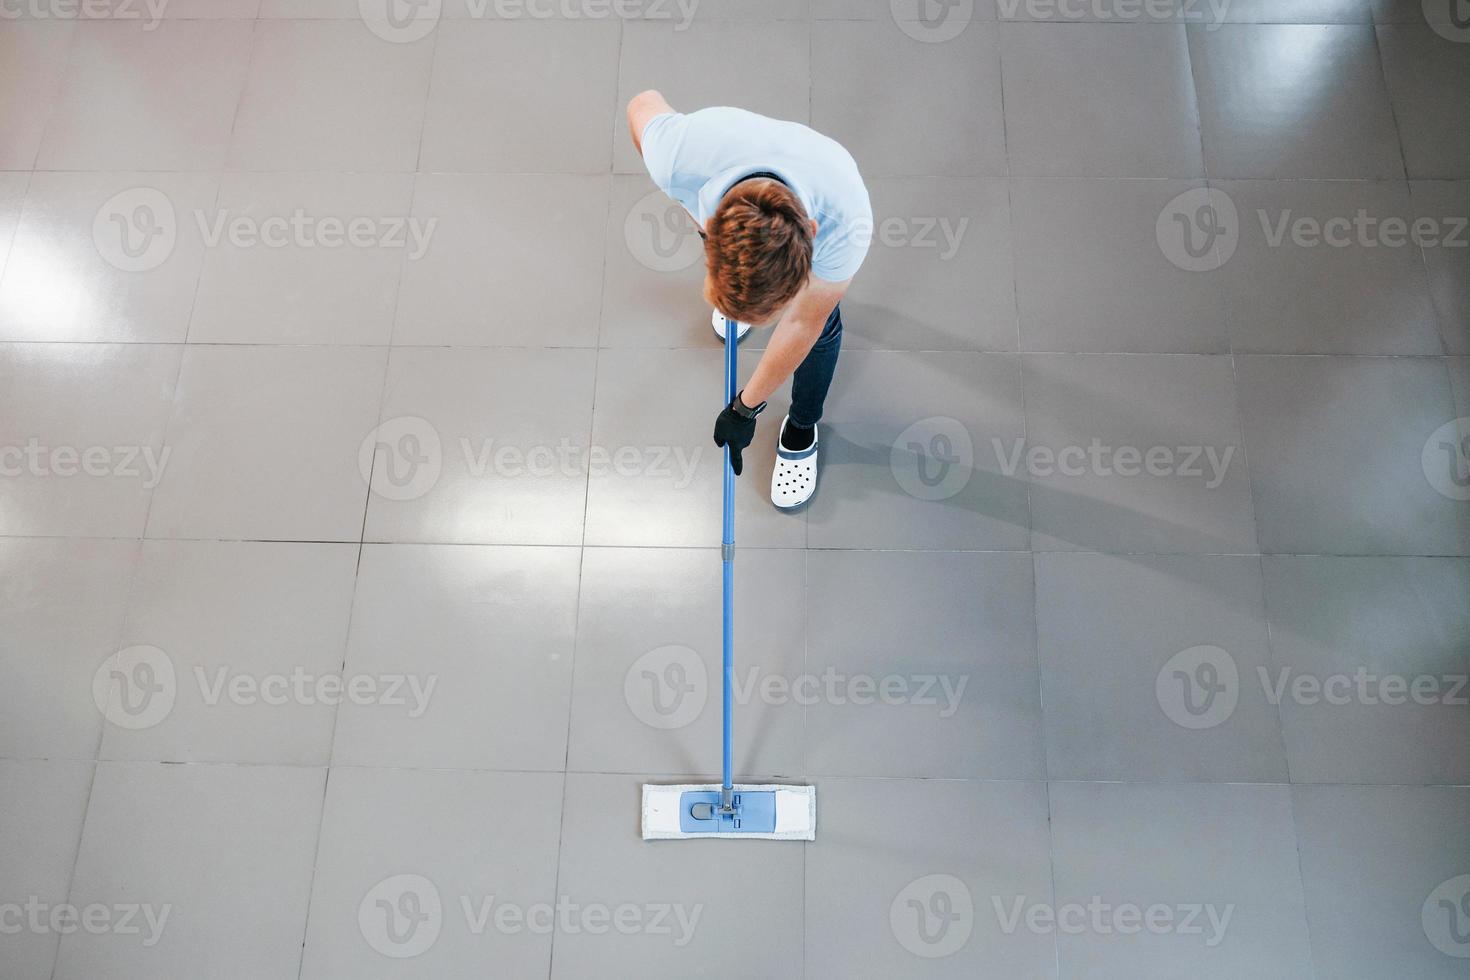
[703,179,813,323]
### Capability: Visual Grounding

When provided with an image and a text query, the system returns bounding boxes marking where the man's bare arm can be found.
[739,277,848,408]
[626,89,674,157]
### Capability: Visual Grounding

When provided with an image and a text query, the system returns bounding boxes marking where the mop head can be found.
[641,783,816,841]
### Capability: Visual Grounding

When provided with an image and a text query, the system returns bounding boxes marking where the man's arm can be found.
[738,277,848,408]
[626,89,674,157]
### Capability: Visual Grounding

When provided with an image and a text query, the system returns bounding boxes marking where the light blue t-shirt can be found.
[640,107,873,283]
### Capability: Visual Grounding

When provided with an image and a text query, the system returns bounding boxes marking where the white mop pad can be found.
[641,783,816,841]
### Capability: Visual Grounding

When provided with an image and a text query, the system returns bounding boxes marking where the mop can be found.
[640,317,817,841]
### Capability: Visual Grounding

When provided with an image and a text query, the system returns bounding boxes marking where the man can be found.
[626,91,872,510]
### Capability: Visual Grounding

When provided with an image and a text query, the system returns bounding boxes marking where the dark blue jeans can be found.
[788,303,843,429]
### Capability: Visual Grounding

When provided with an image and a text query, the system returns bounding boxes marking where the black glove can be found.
[713,391,765,476]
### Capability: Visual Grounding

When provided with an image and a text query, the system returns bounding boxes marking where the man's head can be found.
[703,178,815,324]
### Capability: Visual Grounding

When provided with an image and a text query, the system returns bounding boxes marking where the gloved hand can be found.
[713,391,764,476]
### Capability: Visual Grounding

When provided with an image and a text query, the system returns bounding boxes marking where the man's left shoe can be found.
[771,417,818,510]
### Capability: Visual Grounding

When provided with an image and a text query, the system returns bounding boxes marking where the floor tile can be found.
[805,550,1044,779]
[0,760,93,980]
[144,345,388,542]
[155,0,261,15]
[0,539,137,759]
[1214,179,1442,353]
[392,174,608,347]
[812,20,1005,176]
[805,351,1031,550]
[0,171,27,283]
[1049,782,1314,980]
[1036,553,1287,781]
[552,772,803,979]
[188,172,416,346]
[300,768,563,979]
[1002,24,1203,177]
[842,177,1017,351]
[995,0,1185,20]
[1452,355,1470,414]
[583,348,805,549]
[227,20,435,171]
[1294,784,1470,978]
[0,343,181,537]
[1189,24,1406,178]
[1011,179,1230,352]
[332,543,580,769]
[597,175,711,348]
[420,20,619,172]
[1378,24,1470,177]
[36,20,252,170]
[98,541,358,766]
[1372,0,1470,23]
[1235,354,1470,554]
[816,0,996,20]
[1261,556,1470,783]
[1214,0,1374,21]
[614,19,810,174]
[1022,354,1256,553]
[806,777,1056,978]
[53,762,324,980]
[0,21,73,170]
[1412,181,1470,353]
[565,547,804,778]
[0,171,218,343]
[363,347,594,545]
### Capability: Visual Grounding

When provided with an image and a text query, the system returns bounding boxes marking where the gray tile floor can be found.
[1,2,1468,978]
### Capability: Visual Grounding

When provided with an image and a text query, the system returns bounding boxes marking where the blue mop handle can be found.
[721,317,737,800]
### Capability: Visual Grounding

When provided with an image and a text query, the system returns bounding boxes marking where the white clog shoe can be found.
[771,416,818,510]
[711,309,752,342]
